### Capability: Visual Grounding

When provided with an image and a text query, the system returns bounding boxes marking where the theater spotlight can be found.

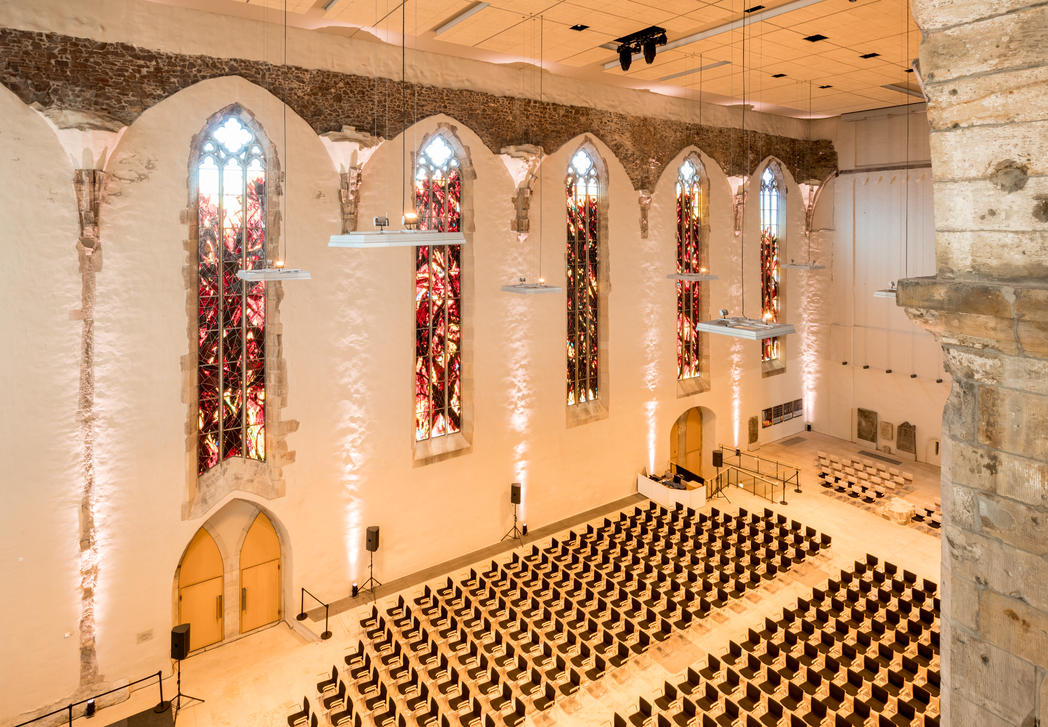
[618,44,632,71]
[643,38,657,63]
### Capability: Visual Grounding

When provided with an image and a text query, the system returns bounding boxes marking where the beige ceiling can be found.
[151,0,924,117]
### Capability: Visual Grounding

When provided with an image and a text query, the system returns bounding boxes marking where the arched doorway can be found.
[670,406,716,479]
[239,512,281,632]
[176,529,224,651]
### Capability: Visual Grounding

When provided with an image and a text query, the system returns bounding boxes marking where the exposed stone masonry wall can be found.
[0,27,836,191]
[900,0,1048,724]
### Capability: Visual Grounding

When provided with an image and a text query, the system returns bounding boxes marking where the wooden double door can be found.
[177,511,281,652]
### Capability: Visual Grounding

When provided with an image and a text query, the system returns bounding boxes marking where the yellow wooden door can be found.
[177,528,224,651]
[669,417,681,467]
[685,408,703,476]
[240,512,281,633]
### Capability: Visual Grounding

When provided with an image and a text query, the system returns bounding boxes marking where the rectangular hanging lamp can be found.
[501,282,563,294]
[693,316,796,340]
[873,288,897,298]
[329,230,466,248]
[781,261,825,270]
[667,272,719,281]
[237,267,312,281]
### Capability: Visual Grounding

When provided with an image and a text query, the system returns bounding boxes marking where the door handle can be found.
[241,587,247,611]
[216,594,223,620]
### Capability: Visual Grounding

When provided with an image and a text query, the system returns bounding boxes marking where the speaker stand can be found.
[169,657,204,723]
[501,503,524,545]
[709,466,732,504]
[360,550,381,600]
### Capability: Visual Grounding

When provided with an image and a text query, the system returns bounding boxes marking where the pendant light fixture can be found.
[329,2,465,249]
[782,81,825,271]
[503,16,561,295]
[668,53,718,284]
[874,5,915,299]
[239,0,310,282]
[694,10,794,341]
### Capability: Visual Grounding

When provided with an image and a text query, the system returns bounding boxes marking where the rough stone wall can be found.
[899,0,1048,724]
[0,28,836,191]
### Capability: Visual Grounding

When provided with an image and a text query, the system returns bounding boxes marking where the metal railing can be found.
[713,445,802,503]
[14,670,166,727]
[296,587,333,640]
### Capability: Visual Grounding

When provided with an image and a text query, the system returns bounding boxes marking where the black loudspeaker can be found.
[712,451,723,468]
[366,526,380,552]
[171,623,190,660]
[510,483,521,505]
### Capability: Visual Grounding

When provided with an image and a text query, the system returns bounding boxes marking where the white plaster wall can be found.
[811,108,949,463]
[0,71,818,719]
[0,85,83,716]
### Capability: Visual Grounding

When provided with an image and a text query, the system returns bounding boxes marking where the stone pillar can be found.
[899,1,1048,724]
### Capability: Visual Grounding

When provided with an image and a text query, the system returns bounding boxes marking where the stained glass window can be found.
[759,162,783,362]
[676,157,707,380]
[196,115,267,475]
[566,148,601,406]
[414,135,463,442]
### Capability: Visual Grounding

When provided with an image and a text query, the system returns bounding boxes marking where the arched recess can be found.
[172,498,291,649]
[669,406,717,479]
[239,512,282,632]
[176,529,224,652]
[409,122,478,465]
[562,137,612,426]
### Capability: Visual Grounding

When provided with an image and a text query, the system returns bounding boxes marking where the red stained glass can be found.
[414,136,463,442]
[760,163,783,362]
[196,116,267,474]
[566,149,601,406]
[676,157,706,380]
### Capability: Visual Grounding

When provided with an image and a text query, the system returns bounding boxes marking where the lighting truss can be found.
[693,316,796,340]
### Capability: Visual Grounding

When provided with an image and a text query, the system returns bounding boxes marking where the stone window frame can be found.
[675,150,713,398]
[411,124,476,465]
[758,157,788,379]
[564,138,611,427]
[182,104,292,518]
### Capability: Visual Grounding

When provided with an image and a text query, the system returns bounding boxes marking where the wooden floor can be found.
[73,432,942,727]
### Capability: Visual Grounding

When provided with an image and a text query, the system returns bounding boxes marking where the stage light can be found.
[618,45,632,71]
[522,524,528,536]
[351,583,359,598]
[643,39,657,64]
[85,699,96,718]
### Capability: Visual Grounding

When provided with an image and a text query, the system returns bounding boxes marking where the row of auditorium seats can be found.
[289,501,831,727]
[815,453,912,504]
[615,554,940,727]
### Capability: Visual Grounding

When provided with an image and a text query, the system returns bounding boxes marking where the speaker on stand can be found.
[710,449,731,503]
[501,483,524,544]
[162,623,204,721]
[360,526,382,599]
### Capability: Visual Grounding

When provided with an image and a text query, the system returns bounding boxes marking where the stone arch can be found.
[172,497,292,648]
[669,405,718,480]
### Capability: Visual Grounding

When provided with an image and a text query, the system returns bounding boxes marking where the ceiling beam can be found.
[601,0,832,71]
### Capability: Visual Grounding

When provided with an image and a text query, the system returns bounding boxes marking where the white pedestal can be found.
[637,473,707,510]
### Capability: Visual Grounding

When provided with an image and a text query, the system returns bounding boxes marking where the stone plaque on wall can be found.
[748,416,759,445]
[879,421,894,441]
[857,408,878,443]
[897,422,917,458]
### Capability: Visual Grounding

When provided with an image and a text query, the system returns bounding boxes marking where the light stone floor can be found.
[77,432,942,727]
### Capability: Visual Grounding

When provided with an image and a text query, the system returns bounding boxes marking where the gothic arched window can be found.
[759,162,784,362]
[414,135,463,442]
[676,156,709,380]
[565,148,601,406]
[195,115,268,475]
